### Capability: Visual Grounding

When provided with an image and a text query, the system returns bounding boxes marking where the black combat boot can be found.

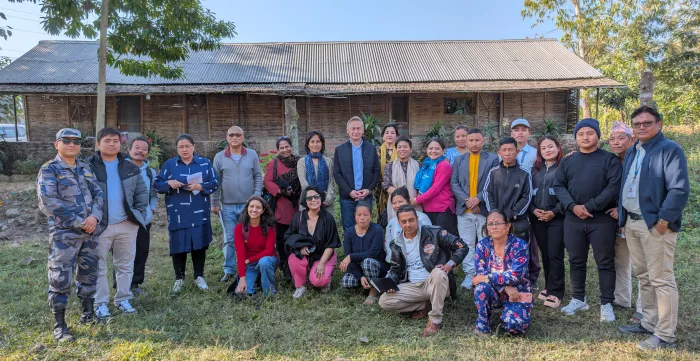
[79,297,95,324]
[52,309,75,343]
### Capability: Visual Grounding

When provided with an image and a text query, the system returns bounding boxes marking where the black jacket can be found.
[387,225,468,296]
[530,162,565,219]
[483,161,532,229]
[284,209,341,265]
[87,151,148,229]
[332,139,381,200]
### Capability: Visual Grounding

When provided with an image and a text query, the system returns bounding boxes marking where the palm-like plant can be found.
[361,112,382,146]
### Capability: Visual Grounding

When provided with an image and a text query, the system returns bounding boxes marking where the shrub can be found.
[12,158,43,175]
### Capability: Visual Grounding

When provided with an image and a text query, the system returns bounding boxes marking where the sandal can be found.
[543,295,561,309]
[537,289,548,301]
[629,312,643,324]
[363,295,378,305]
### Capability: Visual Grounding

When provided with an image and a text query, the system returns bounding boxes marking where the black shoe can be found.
[619,324,653,335]
[79,297,95,324]
[52,309,75,343]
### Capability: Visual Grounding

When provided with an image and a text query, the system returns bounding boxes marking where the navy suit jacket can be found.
[332,139,380,200]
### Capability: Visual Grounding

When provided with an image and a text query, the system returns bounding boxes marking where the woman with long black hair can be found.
[234,196,278,296]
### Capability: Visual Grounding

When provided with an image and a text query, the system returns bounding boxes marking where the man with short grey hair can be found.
[333,116,380,230]
[212,125,263,282]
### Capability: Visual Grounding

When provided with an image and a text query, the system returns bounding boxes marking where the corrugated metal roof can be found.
[0,39,612,85]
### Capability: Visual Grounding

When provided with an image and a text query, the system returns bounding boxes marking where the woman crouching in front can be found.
[234,196,278,297]
[472,209,533,336]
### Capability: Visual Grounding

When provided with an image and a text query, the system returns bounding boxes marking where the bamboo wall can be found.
[23,90,575,152]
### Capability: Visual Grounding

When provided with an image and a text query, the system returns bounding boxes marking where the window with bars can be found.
[444,98,476,115]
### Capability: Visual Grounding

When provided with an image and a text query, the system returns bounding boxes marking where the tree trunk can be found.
[639,71,654,107]
[95,0,109,135]
[571,0,593,119]
[284,98,299,154]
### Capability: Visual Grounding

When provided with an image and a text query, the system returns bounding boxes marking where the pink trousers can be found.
[288,252,337,288]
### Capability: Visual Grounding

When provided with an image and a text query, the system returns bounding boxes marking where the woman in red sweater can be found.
[234,196,278,296]
[411,137,457,235]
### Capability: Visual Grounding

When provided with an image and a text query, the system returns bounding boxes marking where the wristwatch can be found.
[658,219,669,227]
[446,260,456,269]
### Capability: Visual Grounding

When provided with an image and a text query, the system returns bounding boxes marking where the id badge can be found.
[532,188,538,195]
[549,188,556,196]
[626,185,637,198]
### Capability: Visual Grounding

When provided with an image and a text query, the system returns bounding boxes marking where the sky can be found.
[0,0,560,60]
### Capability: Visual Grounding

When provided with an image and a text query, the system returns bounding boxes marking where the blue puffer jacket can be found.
[618,131,690,232]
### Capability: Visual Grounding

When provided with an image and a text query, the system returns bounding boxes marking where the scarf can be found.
[305,153,329,191]
[380,143,397,176]
[387,158,421,219]
[276,154,301,202]
[414,155,446,194]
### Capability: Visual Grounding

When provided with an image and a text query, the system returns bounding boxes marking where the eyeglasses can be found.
[227,133,244,138]
[631,121,656,129]
[60,138,82,146]
[486,222,507,228]
[305,194,321,202]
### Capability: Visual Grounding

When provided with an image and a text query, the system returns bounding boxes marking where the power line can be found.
[0,6,43,17]
[2,27,49,35]
[0,49,26,52]
[6,14,42,23]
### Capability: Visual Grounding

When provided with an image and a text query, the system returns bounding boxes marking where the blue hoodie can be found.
[618,131,689,232]
[127,158,158,225]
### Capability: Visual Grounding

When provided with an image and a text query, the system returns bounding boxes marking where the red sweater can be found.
[234,223,277,277]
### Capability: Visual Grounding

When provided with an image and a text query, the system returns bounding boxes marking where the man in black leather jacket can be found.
[378,205,468,337]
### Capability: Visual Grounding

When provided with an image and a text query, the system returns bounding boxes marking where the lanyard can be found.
[632,148,642,180]
[518,148,527,165]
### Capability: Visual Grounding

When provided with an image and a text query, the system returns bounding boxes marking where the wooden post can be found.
[284,98,300,154]
[499,92,505,136]
[475,93,480,127]
[140,95,144,135]
[206,94,211,140]
[22,95,30,140]
[12,95,19,142]
[386,94,391,122]
[67,96,72,128]
[182,95,187,133]
[95,0,109,135]
[306,96,311,133]
[595,88,600,119]
[640,71,654,107]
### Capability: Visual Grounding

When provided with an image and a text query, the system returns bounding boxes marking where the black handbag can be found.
[261,159,278,211]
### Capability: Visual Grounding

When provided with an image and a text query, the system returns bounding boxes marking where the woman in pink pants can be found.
[284,186,341,299]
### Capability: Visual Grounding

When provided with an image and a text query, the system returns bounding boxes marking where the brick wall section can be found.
[22,91,573,154]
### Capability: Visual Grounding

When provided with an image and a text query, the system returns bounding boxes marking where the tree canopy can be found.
[9,0,236,79]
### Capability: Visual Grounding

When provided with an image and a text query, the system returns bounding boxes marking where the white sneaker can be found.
[172,279,184,293]
[561,298,589,316]
[194,276,209,291]
[600,303,616,322]
[292,286,307,299]
[117,300,137,314]
[95,303,111,320]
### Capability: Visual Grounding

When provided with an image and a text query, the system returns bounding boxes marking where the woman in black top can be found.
[530,136,565,308]
[339,202,389,304]
[285,186,341,299]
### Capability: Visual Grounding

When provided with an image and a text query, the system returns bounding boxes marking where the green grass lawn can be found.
[0,221,699,360]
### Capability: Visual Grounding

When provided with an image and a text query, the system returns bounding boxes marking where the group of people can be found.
[38,105,689,350]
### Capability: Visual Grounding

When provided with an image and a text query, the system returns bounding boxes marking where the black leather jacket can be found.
[387,225,468,296]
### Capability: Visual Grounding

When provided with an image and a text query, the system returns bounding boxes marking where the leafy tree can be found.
[9,0,236,131]
[0,57,24,125]
[522,0,621,118]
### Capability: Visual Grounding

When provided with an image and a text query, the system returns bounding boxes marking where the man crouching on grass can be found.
[379,205,468,336]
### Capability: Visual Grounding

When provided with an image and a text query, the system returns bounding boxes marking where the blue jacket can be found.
[155,154,219,232]
[618,131,689,232]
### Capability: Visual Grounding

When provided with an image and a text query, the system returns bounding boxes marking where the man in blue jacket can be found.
[617,106,689,351]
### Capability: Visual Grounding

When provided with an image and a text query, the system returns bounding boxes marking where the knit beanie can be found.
[574,118,601,138]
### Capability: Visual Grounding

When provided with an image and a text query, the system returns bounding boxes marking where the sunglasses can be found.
[60,138,82,146]
[305,194,321,202]
[227,133,244,138]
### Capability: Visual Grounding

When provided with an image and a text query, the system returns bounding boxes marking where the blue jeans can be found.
[339,195,374,231]
[237,256,279,295]
[221,203,246,275]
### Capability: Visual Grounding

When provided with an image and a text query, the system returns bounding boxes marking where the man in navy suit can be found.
[333,116,381,231]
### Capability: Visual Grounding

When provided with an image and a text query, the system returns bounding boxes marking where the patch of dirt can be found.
[0,181,49,243]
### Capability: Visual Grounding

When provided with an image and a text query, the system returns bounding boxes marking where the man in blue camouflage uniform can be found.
[37,128,104,343]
